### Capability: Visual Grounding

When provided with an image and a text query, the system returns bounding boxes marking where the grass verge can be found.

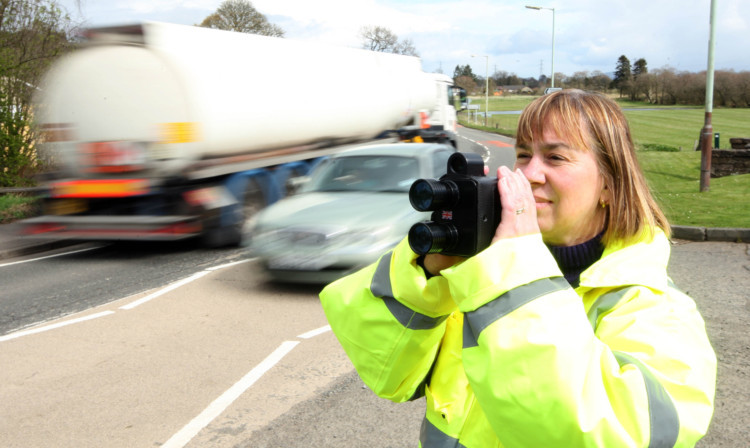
[0,194,40,224]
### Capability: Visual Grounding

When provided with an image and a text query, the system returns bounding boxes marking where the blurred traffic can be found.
[20,21,466,250]
[249,142,457,284]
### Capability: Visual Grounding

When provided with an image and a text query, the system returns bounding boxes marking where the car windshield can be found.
[303,155,420,193]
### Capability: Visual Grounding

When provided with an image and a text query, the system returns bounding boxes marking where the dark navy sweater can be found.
[547,233,605,287]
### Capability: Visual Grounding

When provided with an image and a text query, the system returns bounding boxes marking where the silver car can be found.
[248,142,457,284]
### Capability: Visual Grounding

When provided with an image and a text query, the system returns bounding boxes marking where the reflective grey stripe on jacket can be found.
[462,281,679,447]
[370,251,447,330]
[588,286,680,448]
[420,417,467,448]
[614,351,680,448]
[463,277,569,349]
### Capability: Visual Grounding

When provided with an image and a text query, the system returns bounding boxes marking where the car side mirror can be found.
[287,176,310,195]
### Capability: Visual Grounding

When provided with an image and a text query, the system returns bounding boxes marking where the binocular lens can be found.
[408,222,455,255]
[409,179,455,212]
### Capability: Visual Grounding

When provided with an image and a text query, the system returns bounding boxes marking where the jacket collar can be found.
[577,228,671,292]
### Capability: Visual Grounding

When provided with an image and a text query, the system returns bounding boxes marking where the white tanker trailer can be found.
[22,21,464,246]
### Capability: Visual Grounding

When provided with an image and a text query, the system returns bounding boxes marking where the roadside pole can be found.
[699,0,717,192]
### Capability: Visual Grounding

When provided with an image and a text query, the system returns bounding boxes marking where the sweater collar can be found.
[547,232,605,287]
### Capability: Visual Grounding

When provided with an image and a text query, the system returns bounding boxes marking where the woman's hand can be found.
[420,166,539,276]
[492,165,540,244]
[422,253,465,276]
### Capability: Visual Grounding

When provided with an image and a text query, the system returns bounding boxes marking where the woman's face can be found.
[514,125,608,246]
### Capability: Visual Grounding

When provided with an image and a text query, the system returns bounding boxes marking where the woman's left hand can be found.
[491,165,540,244]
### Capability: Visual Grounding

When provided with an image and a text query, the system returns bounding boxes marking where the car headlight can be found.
[250,228,288,253]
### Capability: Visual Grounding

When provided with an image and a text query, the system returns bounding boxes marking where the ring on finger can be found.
[515,207,525,215]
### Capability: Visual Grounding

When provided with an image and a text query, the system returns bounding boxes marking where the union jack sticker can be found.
[441,210,453,220]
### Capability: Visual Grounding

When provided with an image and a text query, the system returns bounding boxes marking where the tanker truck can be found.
[21,21,464,247]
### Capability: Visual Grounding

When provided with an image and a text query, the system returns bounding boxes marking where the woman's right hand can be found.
[492,165,540,244]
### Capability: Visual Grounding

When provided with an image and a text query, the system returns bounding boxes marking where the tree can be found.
[1,0,76,187]
[588,70,612,92]
[567,71,590,89]
[198,0,284,37]
[633,58,648,78]
[612,55,632,98]
[453,64,476,81]
[492,70,521,87]
[453,75,478,95]
[359,25,418,57]
[628,58,649,101]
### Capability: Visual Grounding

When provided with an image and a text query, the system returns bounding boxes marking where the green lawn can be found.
[461,95,750,229]
[639,151,750,228]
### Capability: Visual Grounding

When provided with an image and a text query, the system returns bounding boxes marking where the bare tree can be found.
[1,0,77,186]
[359,25,419,57]
[588,71,612,92]
[566,71,589,89]
[453,75,478,95]
[198,0,284,37]
[714,70,750,108]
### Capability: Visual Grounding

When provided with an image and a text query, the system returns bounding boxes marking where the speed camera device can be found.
[408,152,500,257]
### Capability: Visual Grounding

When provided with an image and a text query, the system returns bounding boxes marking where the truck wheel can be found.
[202,180,265,248]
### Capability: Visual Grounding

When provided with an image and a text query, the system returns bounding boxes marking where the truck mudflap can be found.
[19,215,202,241]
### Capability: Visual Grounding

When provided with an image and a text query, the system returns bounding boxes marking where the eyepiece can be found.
[447,152,485,176]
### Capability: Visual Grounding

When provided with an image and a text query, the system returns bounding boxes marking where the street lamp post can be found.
[471,54,489,126]
[526,5,555,88]
[700,0,717,192]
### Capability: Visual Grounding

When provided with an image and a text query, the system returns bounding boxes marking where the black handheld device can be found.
[408,152,501,257]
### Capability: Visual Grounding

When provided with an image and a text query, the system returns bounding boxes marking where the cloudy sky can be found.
[57,0,747,79]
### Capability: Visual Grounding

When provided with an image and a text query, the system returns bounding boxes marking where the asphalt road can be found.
[2,238,746,447]
[0,240,250,336]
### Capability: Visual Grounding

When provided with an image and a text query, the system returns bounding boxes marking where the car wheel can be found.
[202,179,265,248]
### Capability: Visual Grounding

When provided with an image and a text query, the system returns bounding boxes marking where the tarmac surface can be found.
[2,221,749,447]
[2,221,748,261]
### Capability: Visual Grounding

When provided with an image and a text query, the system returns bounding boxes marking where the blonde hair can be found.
[515,89,670,245]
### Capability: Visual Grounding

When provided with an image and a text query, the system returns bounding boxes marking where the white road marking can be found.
[458,134,491,162]
[119,271,210,310]
[206,258,253,271]
[2,257,253,342]
[3,250,332,447]
[0,246,100,268]
[0,311,115,342]
[298,325,331,339]
[160,340,301,448]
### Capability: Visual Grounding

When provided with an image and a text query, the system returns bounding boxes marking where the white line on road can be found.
[298,325,331,339]
[161,340,301,448]
[2,258,253,342]
[119,271,210,310]
[0,310,115,342]
[2,255,332,446]
[458,134,491,162]
[206,258,253,271]
[0,246,100,268]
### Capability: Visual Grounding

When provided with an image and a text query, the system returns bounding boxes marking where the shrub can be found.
[639,143,681,152]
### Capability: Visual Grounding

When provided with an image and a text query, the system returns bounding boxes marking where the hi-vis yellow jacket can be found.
[320,230,716,447]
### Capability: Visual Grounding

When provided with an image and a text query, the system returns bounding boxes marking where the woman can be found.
[320,90,716,447]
